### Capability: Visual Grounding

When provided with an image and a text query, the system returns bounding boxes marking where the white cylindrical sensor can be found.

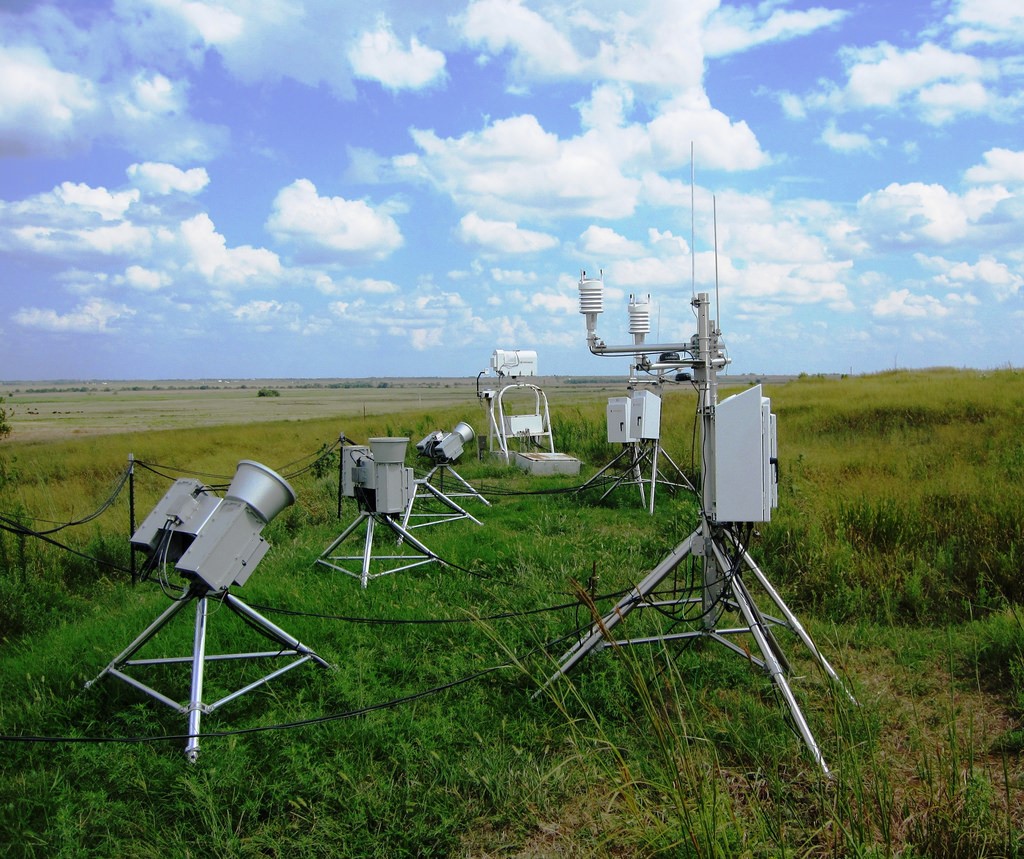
[578,275,604,316]
[628,294,650,345]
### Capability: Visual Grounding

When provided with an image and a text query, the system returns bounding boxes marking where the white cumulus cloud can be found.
[127,162,210,195]
[647,95,770,171]
[0,45,97,156]
[349,22,446,90]
[820,121,878,153]
[947,0,1024,46]
[150,0,246,46]
[461,0,584,78]
[704,4,848,56]
[13,297,135,332]
[267,179,404,261]
[873,288,950,319]
[123,264,171,291]
[180,213,282,287]
[786,40,1002,125]
[406,113,643,220]
[916,252,1023,299]
[457,212,558,253]
[964,148,1024,184]
[55,182,139,221]
[232,299,302,328]
[578,225,647,258]
[858,182,974,245]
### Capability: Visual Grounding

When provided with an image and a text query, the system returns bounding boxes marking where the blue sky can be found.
[1,0,1022,381]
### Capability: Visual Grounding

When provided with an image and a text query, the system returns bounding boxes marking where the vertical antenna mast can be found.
[713,194,720,334]
[690,142,696,301]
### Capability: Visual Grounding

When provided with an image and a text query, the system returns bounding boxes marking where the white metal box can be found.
[505,413,544,436]
[606,397,631,443]
[373,462,414,514]
[630,389,661,440]
[341,445,371,497]
[491,349,537,377]
[714,384,778,522]
[174,500,270,591]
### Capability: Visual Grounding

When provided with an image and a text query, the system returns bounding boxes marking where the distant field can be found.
[0,374,790,442]
[0,376,624,442]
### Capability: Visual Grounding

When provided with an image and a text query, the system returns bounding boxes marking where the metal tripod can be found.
[579,438,693,514]
[316,509,441,587]
[542,288,854,774]
[402,464,489,530]
[86,582,330,761]
[539,519,854,774]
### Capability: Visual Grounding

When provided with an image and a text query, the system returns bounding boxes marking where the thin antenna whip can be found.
[690,141,696,300]
[713,194,720,333]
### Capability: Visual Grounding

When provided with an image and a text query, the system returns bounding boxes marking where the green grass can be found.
[1,368,1022,856]
[762,368,1024,623]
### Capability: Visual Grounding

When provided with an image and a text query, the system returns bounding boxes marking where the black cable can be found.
[137,525,189,593]
[245,586,635,627]
[0,662,510,748]
[0,464,131,534]
[0,609,643,750]
[275,438,342,478]
[135,438,343,486]
[134,460,233,482]
[0,519,132,575]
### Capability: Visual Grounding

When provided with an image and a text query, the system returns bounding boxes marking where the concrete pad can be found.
[513,452,581,476]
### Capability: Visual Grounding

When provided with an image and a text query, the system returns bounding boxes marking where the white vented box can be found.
[606,397,631,443]
[714,384,778,522]
[631,389,661,440]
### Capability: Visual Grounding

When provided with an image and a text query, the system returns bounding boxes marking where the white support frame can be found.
[486,382,555,463]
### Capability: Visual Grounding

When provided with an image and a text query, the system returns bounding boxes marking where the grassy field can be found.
[0,368,1022,857]
[0,377,630,442]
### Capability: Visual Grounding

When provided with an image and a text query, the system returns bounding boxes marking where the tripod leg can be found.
[401,485,415,531]
[361,515,375,588]
[733,573,791,674]
[421,482,481,525]
[185,596,209,762]
[633,444,647,508]
[446,466,491,506]
[380,515,441,561]
[537,530,698,695]
[721,557,830,775]
[739,548,857,704]
[584,446,630,492]
[648,440,659,515]
[86,592,195,687]
[224,594,331,669]
[316,512,370,564]
[658,449,696,493]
